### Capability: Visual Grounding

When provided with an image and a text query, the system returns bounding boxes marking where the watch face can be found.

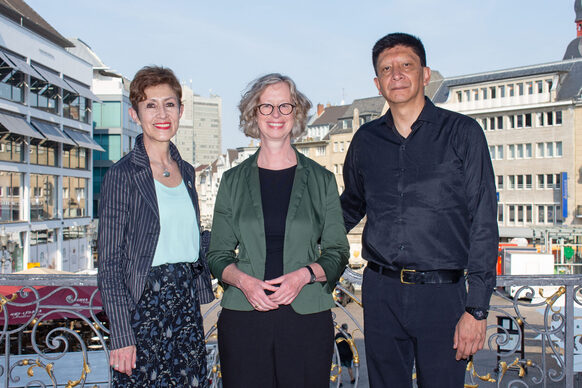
[467,307,488,320]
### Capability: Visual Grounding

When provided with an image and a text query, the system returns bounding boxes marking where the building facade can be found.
[0,1,102,273]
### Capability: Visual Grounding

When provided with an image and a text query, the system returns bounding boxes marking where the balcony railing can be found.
[0,272,581,387]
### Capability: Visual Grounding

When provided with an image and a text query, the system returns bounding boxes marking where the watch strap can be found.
[304,265,316,284]
[465,307,489,320]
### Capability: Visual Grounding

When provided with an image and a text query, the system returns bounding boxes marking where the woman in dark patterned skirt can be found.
[97,66,214,387]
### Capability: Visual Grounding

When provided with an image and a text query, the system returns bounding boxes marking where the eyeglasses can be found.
[256,103,295,116]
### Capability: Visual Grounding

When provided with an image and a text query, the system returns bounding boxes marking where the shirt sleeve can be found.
[97,166,136,350]
[456,118,499,309]
[340,137,367,232]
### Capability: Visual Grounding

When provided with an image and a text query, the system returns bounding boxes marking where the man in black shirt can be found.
[340,33,498,387]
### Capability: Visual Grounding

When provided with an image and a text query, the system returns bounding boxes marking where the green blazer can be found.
[207,148,350,314]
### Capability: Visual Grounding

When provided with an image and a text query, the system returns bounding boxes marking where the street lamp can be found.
[0,226,16,274]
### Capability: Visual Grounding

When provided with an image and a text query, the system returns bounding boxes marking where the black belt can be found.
[367,262,464,284]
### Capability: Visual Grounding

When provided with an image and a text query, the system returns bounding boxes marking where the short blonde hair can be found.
[239,73,312,139]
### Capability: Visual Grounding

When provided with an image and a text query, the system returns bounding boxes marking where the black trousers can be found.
[217,305,333,388]
[362,266,468,388]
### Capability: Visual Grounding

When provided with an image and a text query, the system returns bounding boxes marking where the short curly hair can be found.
[238,73,311,139]
[129,66,182,111]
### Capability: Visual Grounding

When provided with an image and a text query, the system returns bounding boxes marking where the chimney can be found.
[317,103,324,116]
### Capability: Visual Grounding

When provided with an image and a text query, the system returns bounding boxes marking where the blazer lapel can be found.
[245,152,267,277]
[131,135,159,218]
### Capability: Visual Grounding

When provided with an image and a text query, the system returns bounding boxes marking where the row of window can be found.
[0,171,88,222]
[498,204,561,225]
[496,173,562,190]
[480,111,562,131]
[457,78,553,103]
[0,52,91,124]
[489,142,562,160]
[333,141,350,153]
[0,135,88,169]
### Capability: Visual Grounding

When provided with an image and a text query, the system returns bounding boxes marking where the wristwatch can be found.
[304,265,317,284]
[465,307,489,320]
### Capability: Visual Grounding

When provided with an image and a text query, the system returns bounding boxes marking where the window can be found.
[537,143,544,157]
[497,175,503,190]
[29,141,58,166]
[525,143,532,158]
[538,205,545,223]
[508,175,515,189]
[457,91,462,102]
[63,90,90,124]
[526,81,533,94]
[508,84,515,97]
[497,145,504,159]
[526,205,532,223]
[509,205,515,222]
[316,146,326,156]
[525,174,532,189]
[0,171,24,222]
[556,142,562,157]
[546,79,553,92]
[29,75,59,114]
[498,204,504,222]
[555,173,561,189]
[509,115,515,129]
[0,56,25,103]
[489,146,496,160]
[63,147,88,169]
[517,83,524,96]
[93,101,122,128]
[489,117,495,130]
[525,113,532,127]
[63,177,88,218]
[497,116,503,130]
[517,144,524,159]
[333,142,338,152]
[517,205,524,223]
[490,87,496,99]
[339,142,345,152]
[464,90,470,101]
[499,85,505,97]
[536,81,543,93]
[537,174,544,189]
[482,119,488,130]
[30,174,57,221]
[556,111,562,125]
[546,142,553,157]
[517,175,524,189]
[546,111,553,126]
[546,174,554,189]
[473,89,479,100]
[537,112,544,126]
[481,88,488,99]
[0,134,24,162]
[517,115,523,128]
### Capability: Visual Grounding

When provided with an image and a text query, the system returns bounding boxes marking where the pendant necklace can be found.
[162,169,170,178]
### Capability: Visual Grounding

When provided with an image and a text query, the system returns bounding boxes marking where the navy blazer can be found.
[97,134,214,350]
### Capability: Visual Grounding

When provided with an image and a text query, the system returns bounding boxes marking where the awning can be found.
[30,64,74,92]
[63,128,104,151]
[0,112,44,139]
[30,120,76,146]
[64,78,100,102]
[3,52,42,79]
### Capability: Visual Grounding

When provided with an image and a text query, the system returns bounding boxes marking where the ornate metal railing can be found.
[0,273,581,387]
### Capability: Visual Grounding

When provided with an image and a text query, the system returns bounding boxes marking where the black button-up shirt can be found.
[341,98,498,309]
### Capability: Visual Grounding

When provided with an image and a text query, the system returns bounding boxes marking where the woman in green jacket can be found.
[207,73,349,388]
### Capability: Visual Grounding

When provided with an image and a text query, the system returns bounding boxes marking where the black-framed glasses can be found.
[256,103,295,116]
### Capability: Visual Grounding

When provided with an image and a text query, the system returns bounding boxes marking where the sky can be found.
[25,0,575,152]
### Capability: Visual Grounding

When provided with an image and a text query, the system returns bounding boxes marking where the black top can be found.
[259,165,296,281]
[340,98,498,309]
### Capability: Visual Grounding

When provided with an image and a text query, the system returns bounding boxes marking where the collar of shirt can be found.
[382,97,439,141]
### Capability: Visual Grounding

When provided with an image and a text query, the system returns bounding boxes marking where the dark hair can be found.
[372,33,426,75]
[129,66,182,111]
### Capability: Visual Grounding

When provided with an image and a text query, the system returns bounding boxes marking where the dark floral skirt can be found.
[113,262,208,387]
